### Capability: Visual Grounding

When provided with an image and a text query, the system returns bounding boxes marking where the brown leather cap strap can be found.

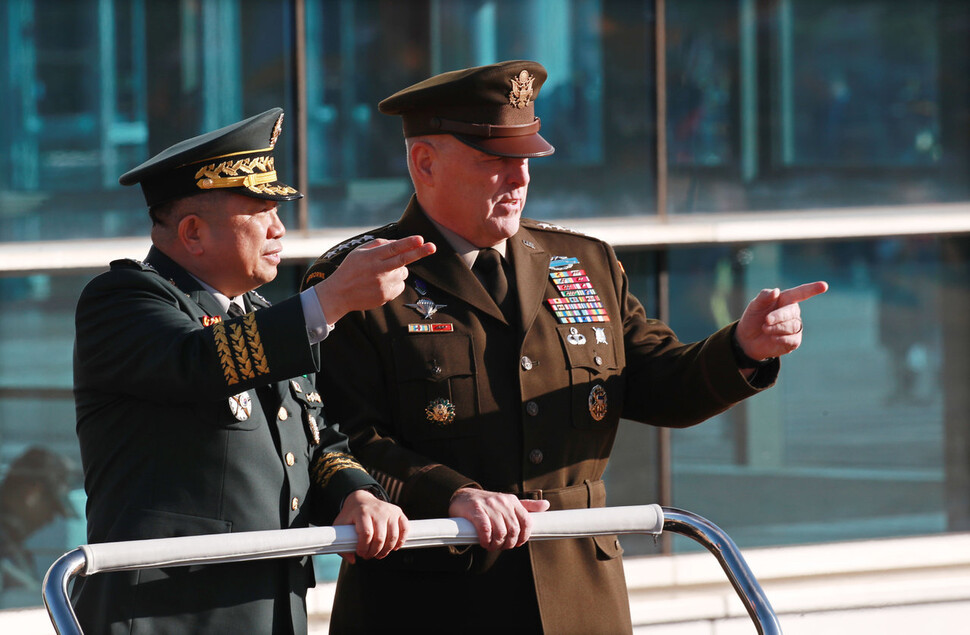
[428,116,542,138]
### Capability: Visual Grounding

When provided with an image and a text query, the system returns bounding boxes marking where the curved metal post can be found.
[42,548,86,635]
[662,506,782,635]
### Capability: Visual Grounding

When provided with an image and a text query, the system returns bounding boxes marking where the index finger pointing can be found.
[777,280,828,306]
[372,235,435,262]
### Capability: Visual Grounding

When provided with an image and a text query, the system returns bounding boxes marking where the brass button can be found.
[278,407,289,421]
[291,497,299,511]
[529,449,543,465]
[594,356,603,366]
[432,365,442,375]
[526,401,539,416]
[520,356,533,371]
[285,452,296,466]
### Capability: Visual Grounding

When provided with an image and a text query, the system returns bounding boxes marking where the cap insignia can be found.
[269,113,284,148]
[509,70,536,109]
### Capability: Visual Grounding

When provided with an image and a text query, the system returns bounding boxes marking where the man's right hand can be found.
[314,235,435,324]
[449,488,551,551]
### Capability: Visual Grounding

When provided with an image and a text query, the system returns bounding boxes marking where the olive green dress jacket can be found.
[72,247,379,634]
[303,198,777,634]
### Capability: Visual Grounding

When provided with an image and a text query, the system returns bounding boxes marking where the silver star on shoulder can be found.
[405,298,446,320]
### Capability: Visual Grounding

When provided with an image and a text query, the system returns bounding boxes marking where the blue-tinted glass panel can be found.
[667,238,969,549]
[304,0,654,228]
[0,273,84,607]
[0,0,295,242]
[665,0,970,213]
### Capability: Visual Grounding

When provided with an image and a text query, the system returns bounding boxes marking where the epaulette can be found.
[521,218,587,237]
[320,222,398,262]
[109,258,159,273]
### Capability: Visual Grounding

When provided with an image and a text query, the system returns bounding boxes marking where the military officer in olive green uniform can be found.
[72,109,434,634]
[302,61,828,634]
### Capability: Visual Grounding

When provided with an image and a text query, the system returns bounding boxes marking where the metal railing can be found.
[43,504,782,634]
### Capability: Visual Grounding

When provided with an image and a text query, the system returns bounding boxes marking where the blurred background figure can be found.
[0,447,78,596]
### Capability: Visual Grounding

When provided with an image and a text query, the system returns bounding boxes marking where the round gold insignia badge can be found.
[425,397,456,427]
[588,384,608,422]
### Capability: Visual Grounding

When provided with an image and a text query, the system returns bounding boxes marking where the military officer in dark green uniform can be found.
[72,108,434,634]
[302,61,828,634]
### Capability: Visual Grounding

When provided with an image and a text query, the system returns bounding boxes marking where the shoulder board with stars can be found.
[109,258,160,274]
[522,218,587,236]
[320,222,398,261]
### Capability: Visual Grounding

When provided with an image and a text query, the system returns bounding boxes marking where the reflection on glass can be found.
[667,238,966,549]
[665,0,970,213]
[786,1,940,167]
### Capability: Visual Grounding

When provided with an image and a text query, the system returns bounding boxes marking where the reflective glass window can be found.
[664,237,967,548]
[665,0,970,213]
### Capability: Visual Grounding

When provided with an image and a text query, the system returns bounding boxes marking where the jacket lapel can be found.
[397,198,507,323]
[508,226,551,333]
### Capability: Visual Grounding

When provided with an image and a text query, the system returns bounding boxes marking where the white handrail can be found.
[43,505,781,634]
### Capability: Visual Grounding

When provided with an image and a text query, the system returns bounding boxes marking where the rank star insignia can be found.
[405,297,446,319]
[228,392,252,421]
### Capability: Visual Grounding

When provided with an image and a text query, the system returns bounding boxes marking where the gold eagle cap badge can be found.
[269,113,284,148]
[509,70,535,109]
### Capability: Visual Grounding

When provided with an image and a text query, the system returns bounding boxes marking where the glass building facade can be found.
[2,0,969,611]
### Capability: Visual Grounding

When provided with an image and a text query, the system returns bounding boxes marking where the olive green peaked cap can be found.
[379,60,556,158]
[119,108,303,208]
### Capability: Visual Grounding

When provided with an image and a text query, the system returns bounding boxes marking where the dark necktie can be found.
[474,248,513,318]
[227,301,245,318]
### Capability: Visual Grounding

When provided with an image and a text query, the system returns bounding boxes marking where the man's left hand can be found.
[333,489,409,564]
[735,281,829,362]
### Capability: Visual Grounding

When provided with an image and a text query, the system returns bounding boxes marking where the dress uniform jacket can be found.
[72,246,379,635]
[302,197,778,634]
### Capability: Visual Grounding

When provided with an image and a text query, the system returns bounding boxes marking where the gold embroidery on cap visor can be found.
[194,155,298,196]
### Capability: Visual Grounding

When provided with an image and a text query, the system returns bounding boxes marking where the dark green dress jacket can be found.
[72,246,378,634]
[302,198,778,634]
